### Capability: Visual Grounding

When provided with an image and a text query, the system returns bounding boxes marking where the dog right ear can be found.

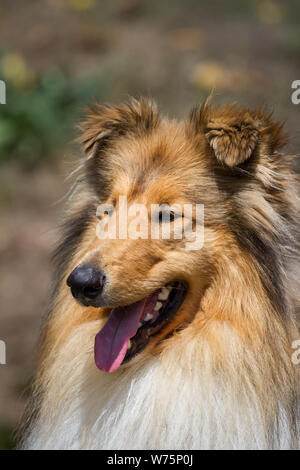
[187,102,286,168]
[78,98,160,160]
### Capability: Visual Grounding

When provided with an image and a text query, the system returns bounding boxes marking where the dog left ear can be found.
[78,98,160,160]
[188,103,286,168]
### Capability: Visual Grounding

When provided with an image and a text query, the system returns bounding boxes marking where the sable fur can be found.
[20,98,300,449]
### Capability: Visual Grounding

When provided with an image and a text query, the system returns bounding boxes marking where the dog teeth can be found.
[154,301,163,311]
[158,286,172,300]
[144,313,153,322]
[138,322,142,328]
[127,340,132,350]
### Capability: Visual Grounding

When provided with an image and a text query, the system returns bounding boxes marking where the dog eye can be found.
[169,211,176,222]
[158,210,180,223]
[104,208,114,217]
[98,207,114,220]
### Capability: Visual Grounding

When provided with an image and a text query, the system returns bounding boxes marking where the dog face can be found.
[63,98,286,372]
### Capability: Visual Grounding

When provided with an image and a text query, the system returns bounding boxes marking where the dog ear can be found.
[188,103,286,168]
[78,98,160,160]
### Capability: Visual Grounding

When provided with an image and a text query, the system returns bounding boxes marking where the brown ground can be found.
[0,0,299,448]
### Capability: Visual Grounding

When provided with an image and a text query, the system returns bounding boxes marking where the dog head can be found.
[61,98,288,372]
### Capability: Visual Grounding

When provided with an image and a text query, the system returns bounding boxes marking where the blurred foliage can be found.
[67,0,97,11]
[0,424,15,450]
[0,55,108,168]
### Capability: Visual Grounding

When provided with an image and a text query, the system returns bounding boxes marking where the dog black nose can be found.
[67,265,105,305]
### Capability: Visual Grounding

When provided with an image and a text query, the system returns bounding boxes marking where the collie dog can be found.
[21,98,299,449]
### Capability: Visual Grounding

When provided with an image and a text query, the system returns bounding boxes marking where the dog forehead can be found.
[109,129,208,201]
[115,123,206,173]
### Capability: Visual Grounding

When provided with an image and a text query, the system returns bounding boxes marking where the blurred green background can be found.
[0,0,299,449]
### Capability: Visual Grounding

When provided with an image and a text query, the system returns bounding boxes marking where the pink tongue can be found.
[95,292,158,372]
